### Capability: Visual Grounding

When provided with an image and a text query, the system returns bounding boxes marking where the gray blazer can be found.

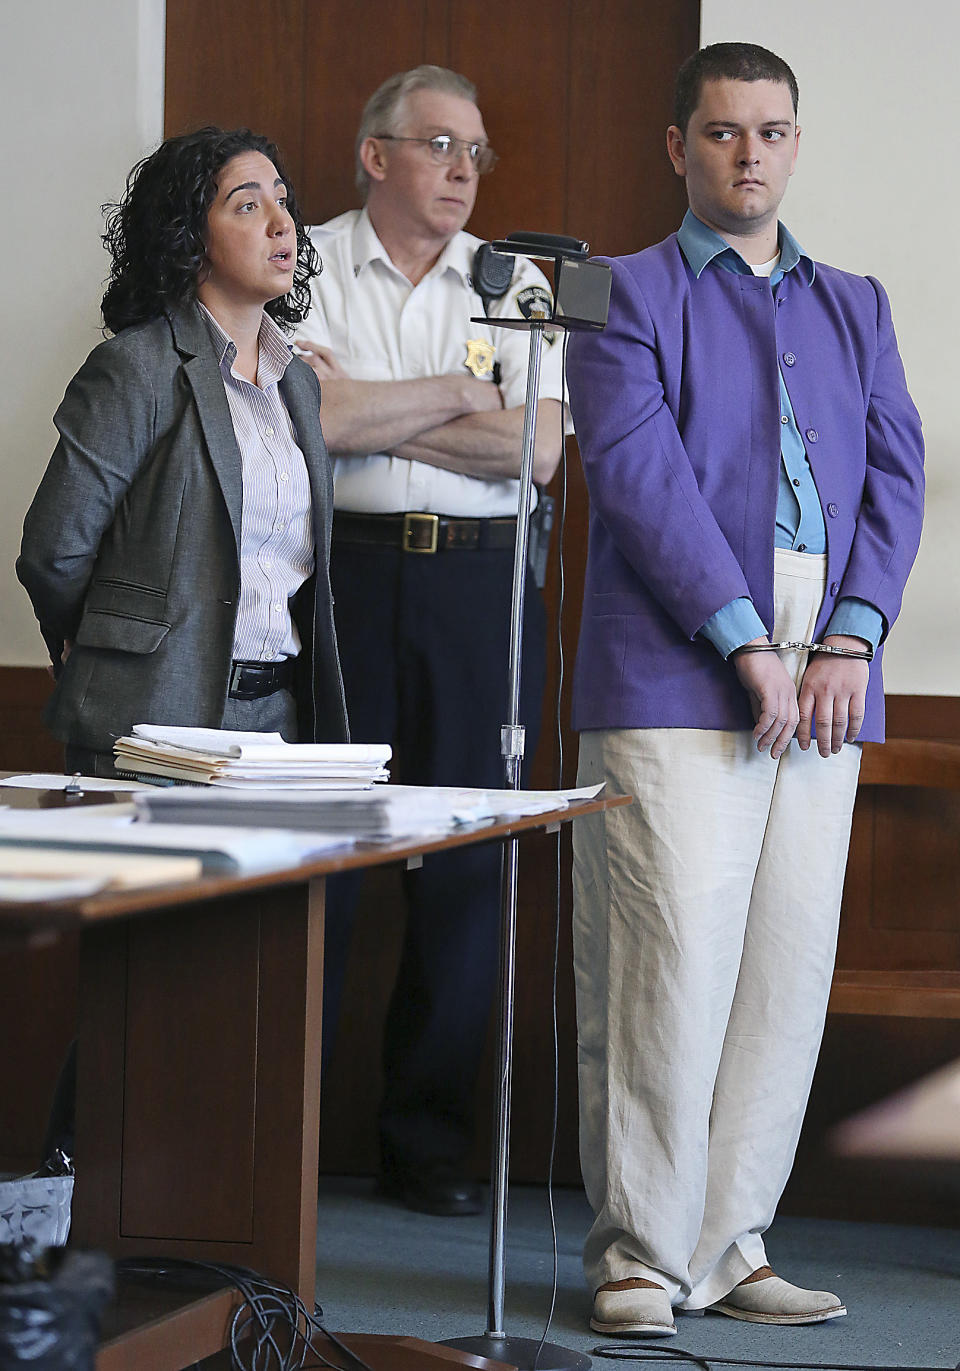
[18,304,349,755]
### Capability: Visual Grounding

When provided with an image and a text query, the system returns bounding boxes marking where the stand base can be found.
[441,1333,591,1370]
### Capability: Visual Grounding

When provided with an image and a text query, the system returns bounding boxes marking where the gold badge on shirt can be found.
[464,338,496,378]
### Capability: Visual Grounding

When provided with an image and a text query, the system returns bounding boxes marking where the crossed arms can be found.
[295,341,562,485]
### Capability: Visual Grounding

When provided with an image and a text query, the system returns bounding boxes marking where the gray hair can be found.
[355,65,478,195]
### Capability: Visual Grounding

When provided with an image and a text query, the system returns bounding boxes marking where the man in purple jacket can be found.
[566,43,923,1339]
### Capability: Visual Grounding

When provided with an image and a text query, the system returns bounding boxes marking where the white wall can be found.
[0,0,165,666]
[701,1,958,694]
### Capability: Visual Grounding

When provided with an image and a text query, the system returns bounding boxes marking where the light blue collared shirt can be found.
[676,211,884,656]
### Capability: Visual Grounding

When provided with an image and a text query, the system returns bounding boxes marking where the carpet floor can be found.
[315,1177,959,1371]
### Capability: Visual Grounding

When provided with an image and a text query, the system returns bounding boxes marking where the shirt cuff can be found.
[699,597,768,658]
[823,597,885,651]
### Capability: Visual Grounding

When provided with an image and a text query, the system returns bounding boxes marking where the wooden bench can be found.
[829,738,960,1018]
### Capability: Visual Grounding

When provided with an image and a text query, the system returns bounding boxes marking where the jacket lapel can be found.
[280,360,334,559]
[168,306,244,555]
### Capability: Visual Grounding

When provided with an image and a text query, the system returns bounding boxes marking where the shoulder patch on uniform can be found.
[515,284,553,321]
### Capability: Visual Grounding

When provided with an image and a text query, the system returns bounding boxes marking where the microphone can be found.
[481,231,611,332]
[490,231,590,261]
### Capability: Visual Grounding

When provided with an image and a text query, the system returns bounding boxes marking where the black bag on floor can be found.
[0,1245,113,1370]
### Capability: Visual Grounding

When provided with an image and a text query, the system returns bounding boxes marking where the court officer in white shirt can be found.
[297,64,564,1215]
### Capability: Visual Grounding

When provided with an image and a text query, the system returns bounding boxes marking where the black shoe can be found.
[378,1163,483,1216]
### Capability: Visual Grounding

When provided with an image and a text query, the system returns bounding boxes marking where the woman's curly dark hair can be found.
[101,127,319,335]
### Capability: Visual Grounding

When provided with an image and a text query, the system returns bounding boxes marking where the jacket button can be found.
[827,503,839,517]
[805,428,819,442]
[830,582,840,595]
[783,351,796,366]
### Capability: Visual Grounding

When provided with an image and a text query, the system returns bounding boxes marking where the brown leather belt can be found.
[228,657,296,700]
[332,511,518,555]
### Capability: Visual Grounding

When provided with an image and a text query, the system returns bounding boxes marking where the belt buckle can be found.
[228,661,246,695]
[402,512,439,554]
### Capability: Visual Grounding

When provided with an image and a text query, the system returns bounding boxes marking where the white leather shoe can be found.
[710,1269,846,1325]
[591,1279,677,1337]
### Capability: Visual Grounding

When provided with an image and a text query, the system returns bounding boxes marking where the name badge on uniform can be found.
[464,338,496,378]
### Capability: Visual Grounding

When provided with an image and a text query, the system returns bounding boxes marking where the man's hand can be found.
[294,339,350,380]
[390,396,562,482]
[797,634,869,757]
[733,639,800,758]
[294,338,502,416]
[461,376,505,414]
[291,336,505,455]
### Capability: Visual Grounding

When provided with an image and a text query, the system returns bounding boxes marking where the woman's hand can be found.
[47,640,73,681]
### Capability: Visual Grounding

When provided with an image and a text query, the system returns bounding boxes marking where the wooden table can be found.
[0,786,624,1371]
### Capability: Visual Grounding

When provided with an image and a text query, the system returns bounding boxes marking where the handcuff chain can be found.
[734,640,873,661]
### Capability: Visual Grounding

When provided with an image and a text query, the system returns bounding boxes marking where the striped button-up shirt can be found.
[200,305,314,662]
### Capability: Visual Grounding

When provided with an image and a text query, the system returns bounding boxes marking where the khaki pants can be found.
[573,551,861,1308]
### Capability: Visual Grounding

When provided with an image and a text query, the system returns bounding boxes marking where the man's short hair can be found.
[355,64,478,195]
[674,42,799,135]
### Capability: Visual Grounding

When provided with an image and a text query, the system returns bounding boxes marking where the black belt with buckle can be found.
[228,657,296,700]
[332,511,518,554]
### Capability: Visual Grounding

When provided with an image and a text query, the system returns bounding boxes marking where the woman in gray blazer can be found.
[18,127,348,776]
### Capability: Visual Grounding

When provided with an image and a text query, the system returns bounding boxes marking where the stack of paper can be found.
[0,809,352,876]
[136,783,604,842]
[113,725,391,788]
[0,846,202,898]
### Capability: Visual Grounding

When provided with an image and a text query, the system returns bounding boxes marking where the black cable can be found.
[116,1257,377,1371]
[532,329,572,1368]
[591,1346,955,1371]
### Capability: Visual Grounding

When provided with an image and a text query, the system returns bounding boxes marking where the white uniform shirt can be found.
[302,209,565,518]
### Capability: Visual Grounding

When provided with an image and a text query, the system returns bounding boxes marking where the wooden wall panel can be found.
[568,0,695,258]
[446,4,569,242]
[300,1,434,222]
[0,930,77,1172]
[164,0,307,175]
[120,908,261,1241]
[837,697,960,977]
[886,693,960,738]
[0,667,62,774]
[0,667,73,1170]
[873,789,960,935]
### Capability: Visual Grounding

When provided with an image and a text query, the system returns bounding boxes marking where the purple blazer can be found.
[566,233,924,744]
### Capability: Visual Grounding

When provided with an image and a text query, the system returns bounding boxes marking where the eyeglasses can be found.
[373,133,499,175]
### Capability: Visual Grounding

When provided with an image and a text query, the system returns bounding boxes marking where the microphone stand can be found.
[442,241,593,1371]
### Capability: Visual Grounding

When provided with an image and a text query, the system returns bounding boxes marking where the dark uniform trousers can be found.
[323,536,546,1177]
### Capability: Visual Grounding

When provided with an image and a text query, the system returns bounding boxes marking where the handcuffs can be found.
[734,640,873,661]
